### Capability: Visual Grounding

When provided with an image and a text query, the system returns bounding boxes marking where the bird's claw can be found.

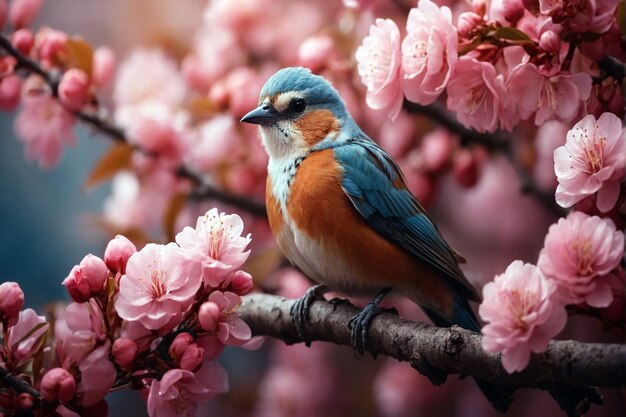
[289,284,327,346]
[348,288,393,357]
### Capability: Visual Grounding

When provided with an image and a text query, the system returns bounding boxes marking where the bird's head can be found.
[241,67,352,159]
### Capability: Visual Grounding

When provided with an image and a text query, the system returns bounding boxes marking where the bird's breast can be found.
[265,149,453,312]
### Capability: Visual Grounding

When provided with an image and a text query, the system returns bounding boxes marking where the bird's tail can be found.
[423,293,513,413]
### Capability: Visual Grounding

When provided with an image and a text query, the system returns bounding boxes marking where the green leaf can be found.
[495,27,533,42]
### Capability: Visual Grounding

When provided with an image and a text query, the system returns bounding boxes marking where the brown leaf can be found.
[163,192,189,242]
[66,37,94,75]
[83,143,133,191]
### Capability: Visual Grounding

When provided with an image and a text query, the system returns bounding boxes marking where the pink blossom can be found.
[185,114,238,172]
[453,148,480,188]
[8,0,42,29]
[104,235,137,275]
[554,113,626,212]
[127,117,185,167]
[0,74,21,111]
[457,12,484,38]
[91,47,115,89]
[40,368,76,405]
[198,301,220,332]
[538,211,624,307]
[507,63,592,125]
[480,261,566,373]
[35,28,68,69]
[113,48,186,127]
[61,300,107,363]
[169,333,194,360]
[176,209,251,287]
[116,243,202,330]
[402,0,458,106]
[222,270,254,296]
[0,281,24,325]
[11,28,34,55]
[147,362,228,417]
[14,93,76,169]
[7,308,49,368]
[446,57,505,133]
[120,320,154,353]
[111,338,138,368]
[224,66,266,119]
[355,18,403,120]
[58,68,91,111]
[202,291,251,346]
[63,254,109,302]
[77,343,116,407]
[421,129,453,173]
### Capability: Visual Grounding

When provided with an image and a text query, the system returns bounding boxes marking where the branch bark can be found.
[239,293,626,390]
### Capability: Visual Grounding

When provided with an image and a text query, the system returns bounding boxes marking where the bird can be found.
[241,67,510,412]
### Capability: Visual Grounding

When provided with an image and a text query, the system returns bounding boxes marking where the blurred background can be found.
[0,1,623,416]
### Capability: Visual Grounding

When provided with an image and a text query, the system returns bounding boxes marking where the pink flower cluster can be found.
[0,209,256,417]
[480,211,624,373]
[0,0,116,168]
[355,0,621,132]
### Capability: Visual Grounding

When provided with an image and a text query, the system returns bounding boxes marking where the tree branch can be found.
[403,100,566,216]
[239,293,624,404]
[0,366,41,399]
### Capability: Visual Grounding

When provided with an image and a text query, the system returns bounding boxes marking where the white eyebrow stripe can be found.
[273,91,303,113]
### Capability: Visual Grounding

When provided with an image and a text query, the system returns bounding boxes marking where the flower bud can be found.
[37,28,68,68]
[8,0,42,29]
[457,12,483,38]
[0,74,21,112]
[40,368,76,405]
[227,270,253,296]
[0,282,24,325]
[104,235,136,275]
[168,332,194,362]
[111,338,138,368]
[198,301,221,332]
[63,255,108,303]
[92,47,115,89]
[179,343,204,371]
[298,35,336,73]
[58,68,91,111]
[539,30,561,54]
[453,149,479,188]
[502,0,524,23]
[11,28,33,54]
[16,393,34,410]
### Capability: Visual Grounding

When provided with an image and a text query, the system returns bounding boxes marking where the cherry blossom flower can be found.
[63,255,109,303]
[185,114,239,172]
[554,112,626,212]
[60,300,107,363]
[446,56,505,133]
[507,62,592,125]
[113,48,186,127]
[104,235,137,275]
[8,0,42,29]
[91,46,115,89]
[479,261,566,373]
[198,291,251,346]
[146,362,228,417]
[0,281,24,325]
[77,343,116,407]
[402,0,458,106]
[7,308,49,368]
[355,18,403,120]
[116,243,202,330]
[14,93,76,169]
[176,209,251,287]
[40,368,76,405]
[58,68,91,111]
[538,211,624,307]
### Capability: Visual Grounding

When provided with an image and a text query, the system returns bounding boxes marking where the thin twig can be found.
[0,366,41,399]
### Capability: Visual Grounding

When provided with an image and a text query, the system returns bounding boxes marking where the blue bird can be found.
[241,67,510,412]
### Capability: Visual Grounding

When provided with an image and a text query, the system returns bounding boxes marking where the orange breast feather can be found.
[284,149,453,315]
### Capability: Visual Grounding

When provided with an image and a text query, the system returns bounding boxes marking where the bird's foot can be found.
[289,284,328,346]
[348,287,393,357]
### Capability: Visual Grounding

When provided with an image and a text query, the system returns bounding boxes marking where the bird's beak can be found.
[240,105,281,125]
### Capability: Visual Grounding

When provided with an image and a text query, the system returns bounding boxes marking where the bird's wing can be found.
[332,140,480,302]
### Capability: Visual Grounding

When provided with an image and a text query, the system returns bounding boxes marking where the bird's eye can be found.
[291,98,306,114]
